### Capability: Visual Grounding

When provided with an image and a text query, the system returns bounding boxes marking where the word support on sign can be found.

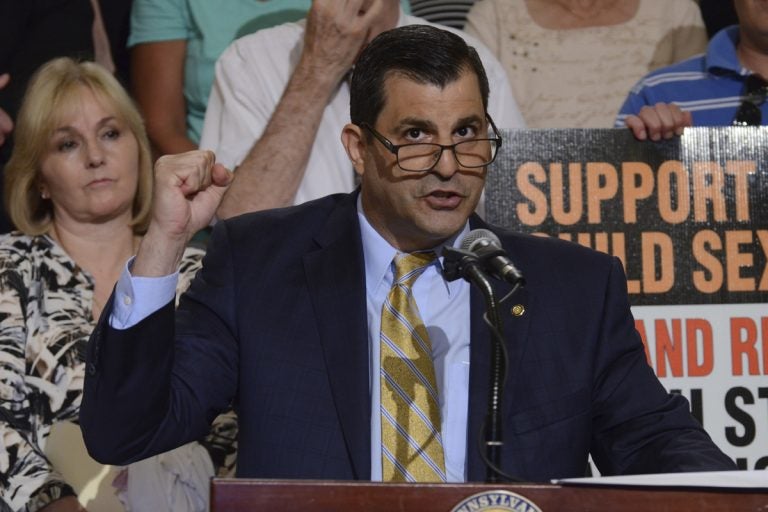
[514,160,756,227]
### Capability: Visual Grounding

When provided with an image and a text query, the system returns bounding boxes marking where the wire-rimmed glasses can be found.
[360,115,502,172]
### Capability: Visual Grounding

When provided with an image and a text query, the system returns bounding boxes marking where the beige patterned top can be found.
[466,0,707,127]
[0,233,237,512]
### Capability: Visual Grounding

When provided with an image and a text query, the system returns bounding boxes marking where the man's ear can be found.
[341,123,367,178]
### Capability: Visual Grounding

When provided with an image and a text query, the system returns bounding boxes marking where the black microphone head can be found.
[460,229,525,286]
[460,228,501,252]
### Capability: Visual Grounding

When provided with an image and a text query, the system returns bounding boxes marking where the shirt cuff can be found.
[110,256,179,330]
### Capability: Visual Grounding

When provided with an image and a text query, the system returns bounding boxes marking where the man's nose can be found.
[431,145,459,178]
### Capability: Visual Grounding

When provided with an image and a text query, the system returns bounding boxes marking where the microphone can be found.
[440,229,527,483]
[460,229,525,286]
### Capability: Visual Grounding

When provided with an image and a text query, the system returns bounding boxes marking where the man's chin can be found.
[417,211,469,241]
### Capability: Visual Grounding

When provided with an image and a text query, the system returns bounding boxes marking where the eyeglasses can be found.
[733,74,768,126]
[360,115,502,173]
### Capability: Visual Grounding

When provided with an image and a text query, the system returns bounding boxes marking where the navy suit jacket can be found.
[80,192,735,481]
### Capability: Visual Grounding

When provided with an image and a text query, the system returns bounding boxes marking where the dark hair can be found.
[349,24,490,126]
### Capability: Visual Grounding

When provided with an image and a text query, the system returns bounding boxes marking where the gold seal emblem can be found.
[450,490,543,512]
[511,304,525,317]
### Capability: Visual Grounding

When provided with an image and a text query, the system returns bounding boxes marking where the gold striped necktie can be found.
[380,252,447,482]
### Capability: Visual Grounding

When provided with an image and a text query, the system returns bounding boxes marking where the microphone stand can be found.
[442,246,506,483]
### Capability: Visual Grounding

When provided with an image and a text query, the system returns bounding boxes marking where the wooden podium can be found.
[211,479,768,511]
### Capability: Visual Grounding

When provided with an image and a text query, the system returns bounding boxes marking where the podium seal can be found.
[450,490,543,512]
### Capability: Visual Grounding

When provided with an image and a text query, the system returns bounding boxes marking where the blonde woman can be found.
[0,58,236,512]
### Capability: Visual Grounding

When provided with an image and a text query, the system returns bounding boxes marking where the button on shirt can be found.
[111,269,180,328]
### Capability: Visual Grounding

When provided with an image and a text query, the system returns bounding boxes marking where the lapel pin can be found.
[511,304,525,317]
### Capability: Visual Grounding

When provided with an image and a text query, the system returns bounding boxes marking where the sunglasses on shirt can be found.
[733,74,768,126]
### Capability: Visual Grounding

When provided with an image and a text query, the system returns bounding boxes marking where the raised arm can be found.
[215,0,386,219]
[131,41,197,157]
[80,151,234,465]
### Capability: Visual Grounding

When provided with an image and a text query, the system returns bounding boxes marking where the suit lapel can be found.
[465,219,533,481]
[303,194,372,479]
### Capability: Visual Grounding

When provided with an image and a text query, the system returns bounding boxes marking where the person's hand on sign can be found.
[624,102,692,141]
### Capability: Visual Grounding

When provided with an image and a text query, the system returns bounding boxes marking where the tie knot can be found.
[393,252,437,284]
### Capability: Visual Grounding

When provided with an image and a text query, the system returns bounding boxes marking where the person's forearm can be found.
[131,42,194,159]
[216,59,344,219]
[132,226,188,278]
[148,127,198,159]
[141,93,197,158]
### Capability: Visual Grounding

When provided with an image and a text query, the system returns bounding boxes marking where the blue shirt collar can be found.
[356,195,469,297]
[707,25,751,77]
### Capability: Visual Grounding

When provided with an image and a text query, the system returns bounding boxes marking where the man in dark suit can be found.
[80,25,735,482]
